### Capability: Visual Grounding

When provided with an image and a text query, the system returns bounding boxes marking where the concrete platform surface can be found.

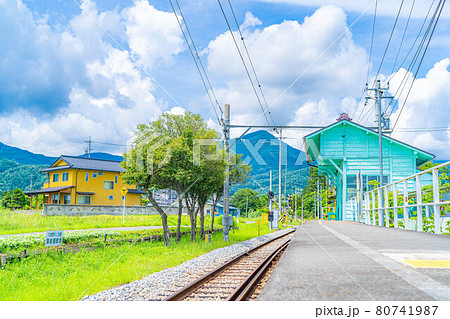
[258,220,450,301]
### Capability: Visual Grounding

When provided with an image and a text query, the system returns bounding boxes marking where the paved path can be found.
[0,225,171,238]
[259,220,450,301]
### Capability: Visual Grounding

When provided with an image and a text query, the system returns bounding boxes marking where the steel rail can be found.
[164,229,295,301]
[227,240,290,301]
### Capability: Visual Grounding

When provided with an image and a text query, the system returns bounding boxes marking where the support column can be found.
[432,169,441,234]
[342,163,347,221]
[416,175,423,232]
[393,184,398,228]
[384,187,389,227]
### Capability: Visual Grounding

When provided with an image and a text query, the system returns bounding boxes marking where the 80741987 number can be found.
[375,306,438,316]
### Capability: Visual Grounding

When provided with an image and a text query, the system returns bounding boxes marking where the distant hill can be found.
[0,142,55,165]
[232,130,309,195]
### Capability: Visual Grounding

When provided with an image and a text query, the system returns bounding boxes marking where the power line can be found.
[226,0,276,128]
[168,0,222,125]
[353,0,378,121]
[230,0,378,148]
[371,0,405,86]
[217,0,272,127]
[386,0,437,118]
[391,0,446,135]
[390,0,416,75]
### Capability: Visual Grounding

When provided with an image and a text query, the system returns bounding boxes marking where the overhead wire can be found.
[390,0,416,75]
[386,0,436,118]
[390,0,446,135]
[353,0,378,121]
[230,0,379,148]
[217,0,272,127]
[168,0,222,125]
[371,0,405,87]
[226,0,276,128]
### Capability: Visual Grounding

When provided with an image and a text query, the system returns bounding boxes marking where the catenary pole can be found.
[223,104,230,241]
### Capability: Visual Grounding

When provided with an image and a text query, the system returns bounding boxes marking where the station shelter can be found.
[303,118,434,221]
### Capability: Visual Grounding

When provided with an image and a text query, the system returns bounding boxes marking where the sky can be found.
[0,0,449,159]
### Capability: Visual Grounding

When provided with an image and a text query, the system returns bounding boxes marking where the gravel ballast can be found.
[82,228,293,301]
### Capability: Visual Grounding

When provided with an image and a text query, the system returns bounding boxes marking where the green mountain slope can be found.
[0,142,55,165]
[232,130,309,195]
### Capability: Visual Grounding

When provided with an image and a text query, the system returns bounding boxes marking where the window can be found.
[79,195,91,205]
[62,172,68,181]
[64,195,71,204]
[85,173,89,182]
[52,194,59,204]
[104,181,114,190]
[92,173,97,178]
[53,174,59,182]
[98,172,103,176]
[109,195,113,200]
[115,175,118,184]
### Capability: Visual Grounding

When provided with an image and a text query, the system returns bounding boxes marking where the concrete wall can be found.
[43,204,186,216]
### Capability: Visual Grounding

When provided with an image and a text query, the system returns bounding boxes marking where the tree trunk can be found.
[176,190,183,241]
[199,203,205,239]
[193,206,199,241]
[147,189,171,247]
[185,197,197,242]
[210,197,218,233]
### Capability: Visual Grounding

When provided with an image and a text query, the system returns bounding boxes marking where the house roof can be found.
[127,189,146,194]
[303,120,434,166]
[40,155,124,173]
[25,186,74,195]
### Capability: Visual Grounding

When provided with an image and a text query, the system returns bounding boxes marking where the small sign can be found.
[45,230,63,247]
[121,187,128,196]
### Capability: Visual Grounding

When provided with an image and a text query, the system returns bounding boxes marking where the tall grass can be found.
[0,222,273,300]
[0,209,195,235]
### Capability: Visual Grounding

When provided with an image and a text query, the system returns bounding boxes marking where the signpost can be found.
[45,230,63,247]
[121,187,128,224]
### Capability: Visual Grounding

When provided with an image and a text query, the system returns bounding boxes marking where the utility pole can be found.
[85,136,92,158]
[29,174,33,191]
[295,187,297,220]
[366,80,392,188]
[301,194,304,222]
[269,170,273,230]
[245,195,249,218]
[223,104,231,241]
[277,129,282,229]
[316,180,319,220]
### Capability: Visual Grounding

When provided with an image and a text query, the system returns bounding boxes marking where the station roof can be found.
[303,120,434,167]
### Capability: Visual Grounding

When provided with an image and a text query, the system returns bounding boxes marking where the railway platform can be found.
[258,220,450,301]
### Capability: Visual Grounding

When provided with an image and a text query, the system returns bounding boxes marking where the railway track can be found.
[165,229,295,301]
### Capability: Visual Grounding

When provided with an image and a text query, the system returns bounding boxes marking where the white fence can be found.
[350,161,450,234]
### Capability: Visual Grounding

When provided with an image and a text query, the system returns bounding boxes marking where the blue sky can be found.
[1,0,449,159]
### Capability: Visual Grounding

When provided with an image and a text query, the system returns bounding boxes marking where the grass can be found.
[0,209,194,235]
[0,221,273,301]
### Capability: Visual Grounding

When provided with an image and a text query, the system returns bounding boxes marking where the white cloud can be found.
[0,0,184,156]
[251,0,450,18]
[389,59,450,159]
[207,5,367,131]
[123,0,184,69]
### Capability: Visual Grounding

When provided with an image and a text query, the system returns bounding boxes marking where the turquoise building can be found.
[303,119,434,220]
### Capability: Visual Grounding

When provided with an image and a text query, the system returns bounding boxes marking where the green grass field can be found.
[0,209,194,235]
[0,221,274,301]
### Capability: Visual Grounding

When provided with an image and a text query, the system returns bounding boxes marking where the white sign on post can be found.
[45,230,63,247]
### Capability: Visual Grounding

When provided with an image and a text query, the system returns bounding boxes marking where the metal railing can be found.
[359,161,450,234]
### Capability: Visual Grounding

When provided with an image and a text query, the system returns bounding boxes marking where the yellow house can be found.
[27,155,144,207]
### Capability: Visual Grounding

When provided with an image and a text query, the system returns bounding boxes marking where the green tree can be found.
[230,188,261,216]
[0,188,30,209]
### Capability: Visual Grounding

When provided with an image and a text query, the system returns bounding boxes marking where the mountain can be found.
[0,142,55,165]
[232,130,309,195]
